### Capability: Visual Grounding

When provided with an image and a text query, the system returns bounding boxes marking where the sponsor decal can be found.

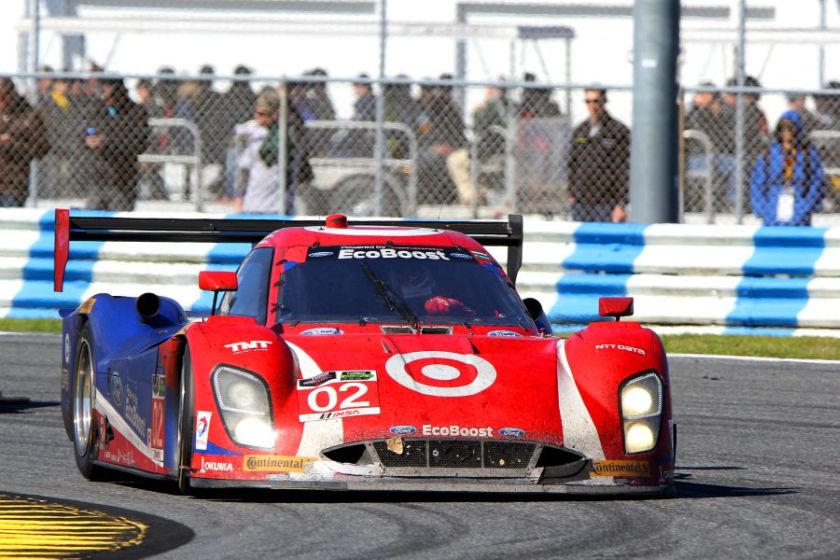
[61,368,69,392]
[594,344,646,356]
[301,327,343,336]
[64,333,70,364]
[385,351,497,397]
[389,425,417,435]
[296,371,381,422]
[109,371,123,407]
[471,251,490,260]
[308,245,482,262]
[124,386,146,437]
[224,340,273,354]
[488,330,521,337]
[339,370,375,381]
[151,374,165,450]
[298,371,337,388]
[422,424,493,438]
[591,460,651,478]
[499,427,526,438]
[199,456,234,473]
[244,455,316,473]
[104,448,135,466]
[195,411,211,451]
[338,247,450,261]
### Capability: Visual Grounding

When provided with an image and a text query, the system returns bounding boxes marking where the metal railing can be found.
[304,120,418,216]
[137,118,204,211]
[682,129,715,224]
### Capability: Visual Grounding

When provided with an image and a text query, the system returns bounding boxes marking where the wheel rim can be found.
[73,340,95,457]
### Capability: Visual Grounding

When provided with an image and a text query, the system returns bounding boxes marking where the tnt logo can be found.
[224,340,273,354]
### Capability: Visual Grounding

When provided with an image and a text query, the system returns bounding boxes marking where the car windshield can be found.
[276,245,535,328]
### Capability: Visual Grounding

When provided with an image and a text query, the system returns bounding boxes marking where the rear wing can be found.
[53,209,524,291]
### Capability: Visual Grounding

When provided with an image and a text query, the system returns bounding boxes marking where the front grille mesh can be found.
[373,440,536,469]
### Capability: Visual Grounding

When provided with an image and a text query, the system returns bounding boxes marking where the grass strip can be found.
[660,334,840,361]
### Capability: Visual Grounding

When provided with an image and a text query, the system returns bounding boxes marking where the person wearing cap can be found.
[0,78,50,206]
[234,88,309,214]
[750,111,824,226]
[83,77,150,210]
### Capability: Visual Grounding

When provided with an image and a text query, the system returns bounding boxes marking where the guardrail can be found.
[2,209,839,334]
[137,118,205,211]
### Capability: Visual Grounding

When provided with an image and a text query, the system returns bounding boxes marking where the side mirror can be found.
[599,297,634,321]
[523,297,552,335]
[199,271,238,291]
[199,271,238,315]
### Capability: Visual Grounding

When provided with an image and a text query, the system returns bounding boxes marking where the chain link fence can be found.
[2,70,840,223]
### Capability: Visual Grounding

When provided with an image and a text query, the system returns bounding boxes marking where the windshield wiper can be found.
[359,262,420,331]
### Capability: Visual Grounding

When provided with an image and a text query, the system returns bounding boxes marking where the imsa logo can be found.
[224,340,273,354]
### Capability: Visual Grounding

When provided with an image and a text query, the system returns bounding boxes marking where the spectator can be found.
[685,82,736,208]
[471,82,513,197]
[473,82,512,160]
[39,74,77,199]
[216,65,257,202]
[419,74,473,204]
[518,72,562,118]
[814,81,840,130]
[83,77,151,210]
[383,76,430,158]
[37,65,55,104]
[235,88,309,214]
[304,68,336,121]
[782,93,820,137]
[351,73,376,122]
[568,88,630,222]
[134,78,169,200]
[0,78,50,206]
[750,111,823,226]
[723,75,770,163]
[195,65,227,196]
[328,73,377,157]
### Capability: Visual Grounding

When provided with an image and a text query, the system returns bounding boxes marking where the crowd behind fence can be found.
[2,69,840,224]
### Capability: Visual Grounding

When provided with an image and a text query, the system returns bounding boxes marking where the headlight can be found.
[212,366,275,449]
[620,372,663,454]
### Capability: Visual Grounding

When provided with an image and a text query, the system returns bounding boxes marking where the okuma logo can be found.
[224,340,273,353]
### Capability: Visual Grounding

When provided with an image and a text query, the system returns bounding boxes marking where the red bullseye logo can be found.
[385,351,496,397]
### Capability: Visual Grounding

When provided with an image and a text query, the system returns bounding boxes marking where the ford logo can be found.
[308,251,334,258]
[301,328,342,336]
[488,330,521,337]
[389,425,417,435]
[499,427,525,438]
[450,252,473,260]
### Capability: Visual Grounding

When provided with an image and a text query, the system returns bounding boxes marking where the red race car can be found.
[55,210,675,495]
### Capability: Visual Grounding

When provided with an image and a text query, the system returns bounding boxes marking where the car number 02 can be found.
[307,383,369,413]
[297,377,381,422]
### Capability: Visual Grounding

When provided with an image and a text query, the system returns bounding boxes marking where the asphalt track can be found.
[1,333,839,559]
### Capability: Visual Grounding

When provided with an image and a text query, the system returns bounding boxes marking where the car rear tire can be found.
[72,324,104,480]
[176,346,195,494]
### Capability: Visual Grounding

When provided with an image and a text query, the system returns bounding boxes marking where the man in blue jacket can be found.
[750,110,824,226]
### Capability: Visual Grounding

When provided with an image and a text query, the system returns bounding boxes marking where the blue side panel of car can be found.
[60,293,189,447]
